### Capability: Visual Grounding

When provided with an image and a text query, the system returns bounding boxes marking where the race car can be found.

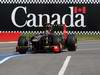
[16,24,77,54]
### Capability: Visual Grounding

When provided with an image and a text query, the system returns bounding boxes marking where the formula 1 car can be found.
[16,24,77,54]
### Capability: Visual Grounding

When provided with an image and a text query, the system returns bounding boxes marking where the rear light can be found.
[52,46,60,53]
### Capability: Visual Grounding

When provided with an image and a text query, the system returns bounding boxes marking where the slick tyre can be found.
[17,36,28,54]
[66,34,77,51]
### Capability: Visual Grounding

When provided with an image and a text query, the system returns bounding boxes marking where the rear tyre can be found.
[17,36,28,54]
[31,45,37,53]
[66,34,77,51]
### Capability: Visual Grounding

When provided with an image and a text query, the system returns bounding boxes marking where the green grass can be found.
[77,34,100,41]
[19,33,33,40]
[20,33,100,41]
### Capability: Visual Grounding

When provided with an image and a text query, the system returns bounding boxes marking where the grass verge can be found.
[21,33,100,41]
[77,34,100,41]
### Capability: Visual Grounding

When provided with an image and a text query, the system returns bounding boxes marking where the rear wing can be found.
[32,24,76,32]
[22,24,77,36]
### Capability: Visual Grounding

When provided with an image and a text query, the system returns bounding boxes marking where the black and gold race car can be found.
[16,24,77,54]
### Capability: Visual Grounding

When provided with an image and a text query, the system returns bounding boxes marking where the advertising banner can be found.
[0,0,100,32]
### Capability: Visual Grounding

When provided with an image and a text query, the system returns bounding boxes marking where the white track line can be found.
[58,56,71,75]
[0,41,17,44]
[0,47,15,50]
[0,55,22,64]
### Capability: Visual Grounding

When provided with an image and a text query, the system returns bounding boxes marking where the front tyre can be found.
[16,36,28,54]
[66,34,77,51]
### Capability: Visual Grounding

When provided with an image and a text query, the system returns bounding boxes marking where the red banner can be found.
[0,32,21,42]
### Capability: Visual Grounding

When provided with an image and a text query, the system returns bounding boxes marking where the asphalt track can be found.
[0,41,100,75]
